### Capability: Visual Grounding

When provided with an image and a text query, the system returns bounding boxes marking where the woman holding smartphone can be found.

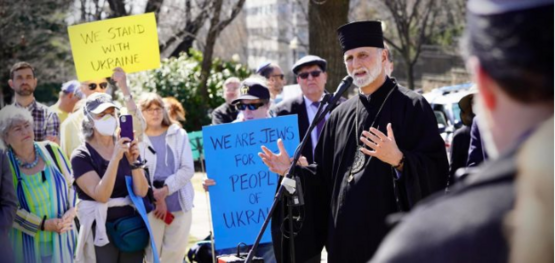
[72,93,149,262]
[138,93,195,263]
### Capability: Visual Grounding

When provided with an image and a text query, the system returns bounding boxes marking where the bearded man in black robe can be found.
[259,21,448,263]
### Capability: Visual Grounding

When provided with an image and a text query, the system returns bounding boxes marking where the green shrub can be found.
[127,50,251,131]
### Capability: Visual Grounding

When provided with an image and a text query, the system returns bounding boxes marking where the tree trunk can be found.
[197,0,224,118]
[406,61,415,90]
[308,0,350,94]
[197,0,245,100]
[107,0,127,17]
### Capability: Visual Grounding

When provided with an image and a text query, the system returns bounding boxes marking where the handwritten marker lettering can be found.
[202,116,299,249]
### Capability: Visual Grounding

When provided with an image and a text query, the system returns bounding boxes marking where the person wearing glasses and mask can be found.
[203,79,276,263]
[268,55,344,263]
[60,67,145,158]
[72,93,149,262]
[257,62,286,105]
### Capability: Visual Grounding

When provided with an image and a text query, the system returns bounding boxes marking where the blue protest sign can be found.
[202,115,299,250]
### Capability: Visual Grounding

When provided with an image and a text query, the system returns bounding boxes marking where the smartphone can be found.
[164,211,174,225]
[119,114,134,141]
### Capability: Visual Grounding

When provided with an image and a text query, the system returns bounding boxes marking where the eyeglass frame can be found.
[143,107,164,114]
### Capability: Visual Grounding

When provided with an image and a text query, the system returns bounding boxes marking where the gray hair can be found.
[224,77,241,87]
[80,108,96,141]
[0,105,34,150]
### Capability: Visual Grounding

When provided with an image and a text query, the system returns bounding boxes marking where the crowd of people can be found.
[0,0,552,262]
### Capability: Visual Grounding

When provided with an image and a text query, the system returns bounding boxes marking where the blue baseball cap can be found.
[61,80,80,94]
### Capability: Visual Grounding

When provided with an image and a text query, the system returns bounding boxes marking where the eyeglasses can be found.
[144,107,163,114]
[88,82,108,90]
[236,102,265,111]
[270,74,284,80]
[297,70,322,80]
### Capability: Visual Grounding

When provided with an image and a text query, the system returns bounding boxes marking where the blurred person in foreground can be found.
[259,21,448,262]
[371,0,554,262]
[50,80,81,123]
[138,93,195,263]
[60,67,145,158]
[507,117,553,263]
[211,77,241,125]
[162,97,186,127]
[72,93,149,262]
[8,62,60,144]
[0,105,76,263]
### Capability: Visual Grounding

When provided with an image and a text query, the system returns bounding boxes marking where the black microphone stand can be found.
[245,76,353,263]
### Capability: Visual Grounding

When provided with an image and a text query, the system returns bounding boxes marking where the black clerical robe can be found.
[300,77,449,262]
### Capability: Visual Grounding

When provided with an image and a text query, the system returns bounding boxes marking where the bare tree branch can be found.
[160,0,212,55]
[214,0,246,33]
[145,0,164,21]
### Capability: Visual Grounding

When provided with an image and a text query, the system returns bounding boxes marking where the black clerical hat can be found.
[292,55,327,75]
[337,21,384,53]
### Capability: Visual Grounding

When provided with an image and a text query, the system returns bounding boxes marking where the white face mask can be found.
[92,114,117,136]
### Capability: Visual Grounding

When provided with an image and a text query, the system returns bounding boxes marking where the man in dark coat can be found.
[371,1,553,262]
[260,21,448,262]
[270,55,337,263]
[466,117,488,167]
[448,87,476,185]
[211,77,241,125]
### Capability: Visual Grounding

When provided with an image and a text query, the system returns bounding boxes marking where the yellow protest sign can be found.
[68,13,160,82]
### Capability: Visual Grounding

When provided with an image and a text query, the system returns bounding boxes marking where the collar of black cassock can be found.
[359,77,397,106]
[337,21,385,53]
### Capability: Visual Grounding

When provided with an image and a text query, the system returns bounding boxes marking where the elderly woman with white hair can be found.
[71,93,149,263]
[0,105,76,263]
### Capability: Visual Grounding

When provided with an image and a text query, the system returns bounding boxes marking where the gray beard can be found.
[351,63,382,88]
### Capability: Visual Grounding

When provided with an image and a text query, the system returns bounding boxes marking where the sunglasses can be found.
[298,70,322,80]
[88,82,108,90]
[236,102,265,111]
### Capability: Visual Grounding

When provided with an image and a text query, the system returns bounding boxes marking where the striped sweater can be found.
[8,142,76,263]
